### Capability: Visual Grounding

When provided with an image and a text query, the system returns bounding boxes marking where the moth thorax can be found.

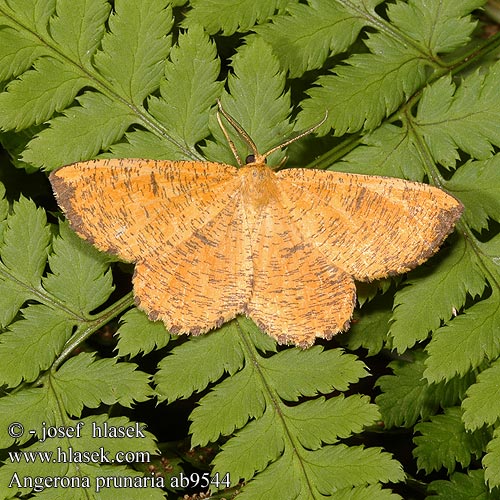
[239,163,278,209]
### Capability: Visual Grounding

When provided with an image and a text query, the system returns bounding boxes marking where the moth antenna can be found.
[262,111,329,162]
[217,99,260,162]
[216,109,242,166]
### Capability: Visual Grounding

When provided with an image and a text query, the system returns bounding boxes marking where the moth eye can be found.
[245,154,255,164]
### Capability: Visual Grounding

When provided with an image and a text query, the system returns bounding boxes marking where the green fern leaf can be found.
[211,409,284,482]
[43,222,113,314]
[413,407,489,473]
[297,33,427,135]
[49,0,110,66]
[23,92,136,168]
[0,0,110,130]
[1,0,55,32]
[77,414,158,457]
[259,347,368,400]
[386,0,481,53]
[329,485,402,500]
[445,156,500,231]
[376,352,473,428]
[189,359,266,445]
[282,395,380,448]
[182,0,291,36]
[0,196,51,327]
[482,235,500,267]
[1,195,50,286]
[0,57,87,131]
[115,308,170,358]
[484,427,500,489]
[0,388,58,447]
[334,123,425,180]
[234,444,403,499]
[416,62,500,167]
[297,0,482,135]
[462,357,500,431]
[189,346,367,447]
[390,234,486,353]
[424,290,500,383]
[212,396,379,485]
[0,306,71,387]
[0,27,45,81]
[203,35,293,166]
[155,322,246,403]
[303,445,404,492]
[0,0,196,168]
[428,469,494,499]
[256,0,382,78]
[107,129,182,159]
[340,298,392,357]
[93,0,173,104]
[234,450,303,499]
[158,317,387,495]
[147,24,223,151]
[51,352,153,416]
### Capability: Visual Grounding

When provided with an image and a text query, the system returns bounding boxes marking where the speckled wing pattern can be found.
[277,169,463,281]
[50,159,463,347]
[245,198,356,347]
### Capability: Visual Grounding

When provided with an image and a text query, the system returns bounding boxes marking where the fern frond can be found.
[446,156,500,231]
[424,290,500,383]
[52,352,153,416]
[0,194,50,327]
[0,388,58,447]
[0,0,201,168]
[428,469,492,499]
[462,357,500,431]
[22,92,137,168]
[256,0,383,78]
[376,352,474,428]
[115,308,170,358]
[0,182,154,495]
[0,306,71,387]
[390,234,486,353]
[93,1,173,104]
[146,25,222,151]
[182,0,292,36]
[415,62,500,167]
[483,427,500,489]
[297,0,483,134]
[334,123,425,180]
[329,484,402,500]
[413,407,489,473]
[156,320,403,495]
[339,298,392,356]
[155,320,249,403]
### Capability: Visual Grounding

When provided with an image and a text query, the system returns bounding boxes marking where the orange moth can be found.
[50,103,463,347]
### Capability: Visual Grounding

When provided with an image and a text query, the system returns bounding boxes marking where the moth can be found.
[50,103,463,347]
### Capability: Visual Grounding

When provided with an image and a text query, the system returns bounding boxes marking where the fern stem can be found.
[51,292,134,371]
[443,30,500,76]
[235,319,318,497]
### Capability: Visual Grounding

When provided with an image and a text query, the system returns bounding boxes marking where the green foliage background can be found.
[0,0,499,499]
